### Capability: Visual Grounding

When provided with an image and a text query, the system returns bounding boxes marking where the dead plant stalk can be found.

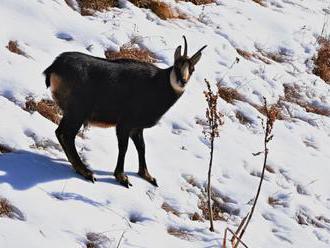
[203,79,223,232]
[231,98,277,247]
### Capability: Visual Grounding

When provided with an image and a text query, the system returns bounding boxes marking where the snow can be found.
[0,0,330,247]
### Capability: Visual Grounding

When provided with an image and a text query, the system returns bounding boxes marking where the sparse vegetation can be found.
[230,98,278,248]
[85,232,112,248]
[77,0,119,16]
[0,197,25,221]
[251,0,266,7]
[0,144,12,154]
[6,40,27,57]
[280,84,330,117]
[217,83,245,104]
[313,38,330,84]
[25,97,62,124]
[105,45,157,63]
[203,79,224,232]
[181,0,214,5]
[167,227,195,240]
[161,202,180,216]
[129,0,186,19]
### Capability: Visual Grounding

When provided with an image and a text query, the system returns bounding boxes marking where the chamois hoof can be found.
[115,173,132,188]
[138,171,158,187]
[75,167,96,183]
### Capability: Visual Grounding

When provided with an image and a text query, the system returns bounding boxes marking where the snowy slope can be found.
[0,0,330,247]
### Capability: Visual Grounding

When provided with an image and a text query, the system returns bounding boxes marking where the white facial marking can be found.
[170,69,185,94]
[181,63,190,82]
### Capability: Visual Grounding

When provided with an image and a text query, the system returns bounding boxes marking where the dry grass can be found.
[181,0,214,5]
[105,45,157,63]
[161,202,180,216]
[25,98,62,124]
[235,111,254,125]
[77,0,119,15]
[167,227,195,240]
[85,232,112,248]
[313,38,330,84]
[252,0,266,7]
[0,197,24,220]
[6,40,27,57]
[236,48,272,64]
[217,83,246,104]
[279,84,330,117]
[129,0,186,19]
[0,144,12,154]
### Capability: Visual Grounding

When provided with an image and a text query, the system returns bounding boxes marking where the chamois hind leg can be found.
[114,125,132,188]
[56,105,95,182]
[130,129,158,187]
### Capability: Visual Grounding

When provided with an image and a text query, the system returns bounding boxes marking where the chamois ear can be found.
[190,45,207,65]
[174,45,182,61]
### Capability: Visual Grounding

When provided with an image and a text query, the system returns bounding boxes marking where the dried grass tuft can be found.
[161,202,180,216]
[105,45,157,63]
[181,0,214,5]
[252,0,266,7]
[313,38,330,84]
[6,40,27,57]
[78,0,119,15]
[0,144,13,154]
[129,0,186,19]
[167,227,195,240]
[25,98,62,124]
[217,83,245,104]
[0,197,25,220]
[85,232,112,248]
[280,84,330,117]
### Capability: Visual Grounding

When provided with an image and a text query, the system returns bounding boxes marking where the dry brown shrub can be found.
[236,48,272,64]
[280,84,330,117]
[129,0,186,19]
[105,45,157,63]
[167,227,195,240]
[6,41,27,57]
[181,0,214,5]
[235,111,253,125]
[252,0,266,7]
[0,144,12,154]
[78,0,119,15]
[313,38,330,84]
[85,232,112,248]
[236,49,253,60]
[268,196,288,208]
[0,197,24,220]
[161,202,180,216]
[217,84,245,104]
[25,98,62,124]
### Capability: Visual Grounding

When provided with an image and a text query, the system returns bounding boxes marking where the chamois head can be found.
[170,36,207,94]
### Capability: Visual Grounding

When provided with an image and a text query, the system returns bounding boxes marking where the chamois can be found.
[43,36,206,188]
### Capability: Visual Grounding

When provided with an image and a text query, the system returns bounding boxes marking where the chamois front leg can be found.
[114,125,132,188]
[56,115,95,182]
[130,129,158,187]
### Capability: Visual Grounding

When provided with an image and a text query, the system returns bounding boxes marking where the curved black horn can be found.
[183,35,188,57]
[190,45,207,65]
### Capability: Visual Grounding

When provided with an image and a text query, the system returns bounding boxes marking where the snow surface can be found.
[0,0,330,247]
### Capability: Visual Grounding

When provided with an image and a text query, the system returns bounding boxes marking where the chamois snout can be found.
[171,36,207,91]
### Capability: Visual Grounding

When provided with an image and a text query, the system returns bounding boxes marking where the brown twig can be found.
[232,98,278,247]
[223,227,249,248]
[203,79,224,232]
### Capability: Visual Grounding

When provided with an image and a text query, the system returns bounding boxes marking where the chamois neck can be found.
[164,66,185,96]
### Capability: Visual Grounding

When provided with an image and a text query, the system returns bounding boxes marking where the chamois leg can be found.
[114,125,132,188]
[56,115,95,183]
[130,129,158,187]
